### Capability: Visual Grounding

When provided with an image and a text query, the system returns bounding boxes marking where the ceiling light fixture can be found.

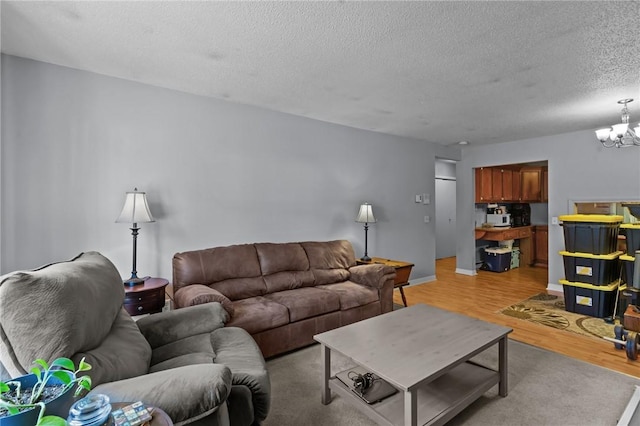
[595,99,640,148]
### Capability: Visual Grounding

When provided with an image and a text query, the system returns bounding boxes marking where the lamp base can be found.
[123,276,145,286]
[360,255,372,262]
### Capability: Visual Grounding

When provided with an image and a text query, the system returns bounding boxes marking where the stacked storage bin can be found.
[619,223,640,315]
[559,214,623,318]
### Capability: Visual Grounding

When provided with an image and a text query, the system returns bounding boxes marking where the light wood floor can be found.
[393,257,640,378]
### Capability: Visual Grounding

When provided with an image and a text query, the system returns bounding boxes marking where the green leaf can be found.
[38,415,67,426]
[30,366,42,381]
[0,382,9,393]
[33,359,49,372]
[78,358,92,372]
[50,357,74,371]
[50,370,73,385]
[74,376,92,396]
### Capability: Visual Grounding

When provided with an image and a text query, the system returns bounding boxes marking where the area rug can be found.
[263,340,640,425]
[500,292,616,340]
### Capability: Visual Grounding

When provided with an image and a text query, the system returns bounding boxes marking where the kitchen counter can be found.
[475,226,533,266]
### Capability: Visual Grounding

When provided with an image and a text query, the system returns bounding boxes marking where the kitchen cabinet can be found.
[501,169,514,201]
[512,170,521,201]
[532,225,548,267]
[476,167,515,202]
[475,165,547,203]
[520,167,542,201]
[475,167,493,202]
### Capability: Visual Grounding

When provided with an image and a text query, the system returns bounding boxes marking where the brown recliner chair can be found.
[0,252,270,425]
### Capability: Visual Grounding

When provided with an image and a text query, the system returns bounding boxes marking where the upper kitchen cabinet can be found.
[475,167,516,203]
[475,164,548,203]
[520,167,542,202]
[475,167,493,202]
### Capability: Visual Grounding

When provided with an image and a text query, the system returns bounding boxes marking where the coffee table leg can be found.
[321,344,332,404]
[404,389,417,426]
[498,336,508,397]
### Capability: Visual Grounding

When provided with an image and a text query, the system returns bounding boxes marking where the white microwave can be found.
[487,213,511,227]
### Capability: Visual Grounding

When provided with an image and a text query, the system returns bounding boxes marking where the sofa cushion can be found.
[0,251,126,378]
[73,310,152,386]
[317,281,380,310]
[226,297,290,334]
[263,270,315,293]
[312,268,350,285]
[255,243,309,275]
[264,288,340,322]
[212,277,267,301]
[301,240,356,269]
[174,284,235,316]
[172,244,262,292]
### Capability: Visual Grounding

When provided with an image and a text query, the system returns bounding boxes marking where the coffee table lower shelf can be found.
[328,361,499,426]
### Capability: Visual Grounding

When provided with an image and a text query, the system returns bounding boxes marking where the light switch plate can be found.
[415,194,423,203]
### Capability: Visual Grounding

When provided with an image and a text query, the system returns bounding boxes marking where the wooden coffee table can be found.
[314,304,512,426]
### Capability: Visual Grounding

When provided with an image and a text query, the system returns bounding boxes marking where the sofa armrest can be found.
[91,364,232,425]
[174,284,235,317]
[136,302,229,349]
[348,264,396,289]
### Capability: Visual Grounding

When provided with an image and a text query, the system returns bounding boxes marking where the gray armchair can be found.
[0,252,270,426]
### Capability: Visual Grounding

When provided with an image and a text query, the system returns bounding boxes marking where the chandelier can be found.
[595,99,640,148]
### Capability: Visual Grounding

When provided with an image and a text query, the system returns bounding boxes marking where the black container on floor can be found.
[561,279,617,318]
[560,250,622,286]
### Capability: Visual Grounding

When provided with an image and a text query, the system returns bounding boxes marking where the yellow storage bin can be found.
[559,251,622,286]
[621,223,640,257]
[560,214,623,254]
[559,279,618,318]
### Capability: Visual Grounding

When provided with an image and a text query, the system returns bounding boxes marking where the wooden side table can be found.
[124,277,169,316]
[356,257,414,306]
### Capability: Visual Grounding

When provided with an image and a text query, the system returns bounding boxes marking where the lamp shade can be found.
[115,189,155,224]
[355,203,376,224]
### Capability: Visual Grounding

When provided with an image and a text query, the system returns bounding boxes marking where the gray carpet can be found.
[264,339,640,426]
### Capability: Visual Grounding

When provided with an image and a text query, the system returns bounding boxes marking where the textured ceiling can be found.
[2,1,640,146]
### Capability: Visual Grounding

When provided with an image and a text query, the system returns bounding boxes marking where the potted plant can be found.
[0,357,91,426]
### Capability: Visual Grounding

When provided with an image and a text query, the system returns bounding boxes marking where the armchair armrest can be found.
[91,364,232,425]
[136,302,229,349]
[349,264,396,289]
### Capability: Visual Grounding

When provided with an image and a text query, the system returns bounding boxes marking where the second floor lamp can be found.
[116,188,155,286]
[355,203,376,261]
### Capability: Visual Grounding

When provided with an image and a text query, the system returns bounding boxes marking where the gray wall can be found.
[457,130,640,290]
[1,55,460,281]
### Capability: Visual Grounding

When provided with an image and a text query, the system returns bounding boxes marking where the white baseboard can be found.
[455,268,477,276]
[408,275,436,286]
[546,282,563,297]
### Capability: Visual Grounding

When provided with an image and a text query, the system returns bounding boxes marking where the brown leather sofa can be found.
[172,240,396,358]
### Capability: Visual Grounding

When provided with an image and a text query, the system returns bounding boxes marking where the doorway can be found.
[435,159,457,259]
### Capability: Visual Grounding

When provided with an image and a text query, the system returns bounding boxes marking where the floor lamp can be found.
[116,188,155,286]
[355,203,376,261]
